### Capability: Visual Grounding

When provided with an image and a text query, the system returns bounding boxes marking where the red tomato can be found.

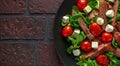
[77,0,88,12]
[90,23,102,36]
[80,40,92,52]
[62,25,73,37]
[96,54,110,66]
[102,32,113,43]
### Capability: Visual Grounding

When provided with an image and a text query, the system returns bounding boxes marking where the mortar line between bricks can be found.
[32,41,38,66]
[0,39,40,43]
[0,13,56,17]
[43,15,48,42]
[24,0,30,16]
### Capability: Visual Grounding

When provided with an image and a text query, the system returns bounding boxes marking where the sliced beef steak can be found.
[78,18,95,41]
[99,0,109,30]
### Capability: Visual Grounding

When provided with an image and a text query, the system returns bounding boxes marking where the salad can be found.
[61,0,120,66]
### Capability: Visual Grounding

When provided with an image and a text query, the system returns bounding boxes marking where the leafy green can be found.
[67,45,74,54]
[76,56,99,66]
[70,6,91,27]
[116,14,120,21]
[108,18,113,23]
[91,15,99,22]
[106,52,120,66]
[66,31,86,54]
[116,2,120,21]
[112,38,120,48]
[72,6,79,13]
[61,22,67,26]
[88,0,100,10]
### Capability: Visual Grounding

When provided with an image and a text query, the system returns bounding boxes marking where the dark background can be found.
[0,0,64,66]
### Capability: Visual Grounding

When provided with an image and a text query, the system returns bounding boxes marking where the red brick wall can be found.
[0,0,63,66]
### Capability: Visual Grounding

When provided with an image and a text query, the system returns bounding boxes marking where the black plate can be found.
[54,0,77,66]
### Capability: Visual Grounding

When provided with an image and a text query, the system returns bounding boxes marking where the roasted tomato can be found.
[80,40,92,52]
[77,0,88,12]
[96,54,110,66]
[102,32,113,43]
[62,25,73,37]
[90,23,102,36]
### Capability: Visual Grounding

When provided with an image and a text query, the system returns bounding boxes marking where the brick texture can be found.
[38,42,63,66]
[29,0,63,13]
[0,0,64,65]
[0,0,25,14]
[0,16,45,39]
[47,15,55,40]
[0,43,34,66]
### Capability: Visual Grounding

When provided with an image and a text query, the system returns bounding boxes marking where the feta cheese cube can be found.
[72,29,80,36]
[108,0,114,3]
[62,16,69,23]
[83,5,92,13]
[73,49,81,56]
[97,17,104,25]
[105,24,114,32]
[106,10,114,18]
[92,41,98,49]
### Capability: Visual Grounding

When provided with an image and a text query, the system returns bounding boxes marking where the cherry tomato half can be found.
[102,32,113,43]
[80,40,92,52]
[90,23,102,36]
[77,0,88,12]
[62,25,73,37]
[96,54,110,66]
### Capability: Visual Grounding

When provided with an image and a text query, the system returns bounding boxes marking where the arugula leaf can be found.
[76,56,98,66]
[67,45,74,54]
[61,22,67,26]
[106,52,120,66]
[108,18,113,23]
[72,6,79,13]
[66,31,86,54]
[112,38,120,48]
[88,0,100,10]
[116,14,120,21]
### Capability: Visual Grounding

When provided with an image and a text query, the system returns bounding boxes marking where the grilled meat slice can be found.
[78,18,95,41]
[99,0,109,30]
[111,0,119,26]
[114,31,120,45]
[88,10,99,19]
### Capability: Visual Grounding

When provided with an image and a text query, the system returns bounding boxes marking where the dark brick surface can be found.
[29,0,63,13]
[47,15,55,40]
[0,16,45,39]
[38,42,63,66]
[0,0,64,66]
[0,43,34,66]
[0,0,25,14]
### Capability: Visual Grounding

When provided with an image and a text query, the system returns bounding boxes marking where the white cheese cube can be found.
[62,16,69,23]
[73,49,81,56]
[83,5,92,13]
[92,41,98,49]
[105,24,114,32]
[72,29,80,35]
[106,10,114,18]
[97,17,104,25]
[108,0,114,3]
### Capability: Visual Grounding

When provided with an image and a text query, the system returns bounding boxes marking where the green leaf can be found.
[106,52,120,66]
[72,6,79,13]
[88,0,100,10]
[61,22,67,26]
[116,14,120,21]
[108,18,113,23]
[106,52,114,58]
[68,36,76,45]
[67,45,74,54]
[80,31,86,40]
[112,38,120,48]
